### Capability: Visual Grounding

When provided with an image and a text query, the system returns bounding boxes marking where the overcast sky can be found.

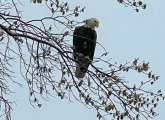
[9,0,165,120]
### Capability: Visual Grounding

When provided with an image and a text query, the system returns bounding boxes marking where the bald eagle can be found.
[73,18,99,78]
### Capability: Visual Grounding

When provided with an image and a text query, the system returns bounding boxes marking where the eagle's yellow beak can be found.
[96,22,99,28]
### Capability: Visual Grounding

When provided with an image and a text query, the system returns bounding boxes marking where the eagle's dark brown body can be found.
[73,26,97,78]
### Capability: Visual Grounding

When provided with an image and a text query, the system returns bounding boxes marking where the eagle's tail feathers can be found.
[75,62,89,78]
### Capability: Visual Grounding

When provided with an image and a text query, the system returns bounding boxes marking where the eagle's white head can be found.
[84,18,99,30]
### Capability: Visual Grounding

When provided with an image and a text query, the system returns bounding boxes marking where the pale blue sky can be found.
[9,0,165,120]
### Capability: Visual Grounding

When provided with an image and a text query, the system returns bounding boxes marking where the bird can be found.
[73,18,99,78]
